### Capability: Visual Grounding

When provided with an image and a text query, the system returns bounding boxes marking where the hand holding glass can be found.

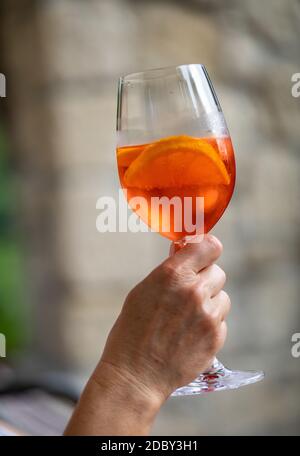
[116,64,264,395]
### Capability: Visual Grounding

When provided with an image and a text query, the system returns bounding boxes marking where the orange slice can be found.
[124,135,230,189]
[117,145,141,167]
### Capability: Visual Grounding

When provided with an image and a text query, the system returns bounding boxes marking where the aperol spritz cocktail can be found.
[117,135,235,240]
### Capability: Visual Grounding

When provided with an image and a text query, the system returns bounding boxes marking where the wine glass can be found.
[116,64,264,395]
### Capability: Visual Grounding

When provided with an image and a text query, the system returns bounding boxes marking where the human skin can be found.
[64,234,230,435]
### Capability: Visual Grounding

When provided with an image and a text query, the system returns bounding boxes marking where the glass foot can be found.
[171,359,264,396]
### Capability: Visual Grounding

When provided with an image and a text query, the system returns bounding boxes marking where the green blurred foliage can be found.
[0,124,28,353]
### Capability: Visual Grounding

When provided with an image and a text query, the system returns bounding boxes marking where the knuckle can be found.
[206,234,223,257]
[160,262,180,282]
[189,283,208,306]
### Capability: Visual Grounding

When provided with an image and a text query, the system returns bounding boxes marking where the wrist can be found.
[89,360,164,433]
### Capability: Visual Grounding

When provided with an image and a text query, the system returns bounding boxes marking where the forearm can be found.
[64,361,163,436]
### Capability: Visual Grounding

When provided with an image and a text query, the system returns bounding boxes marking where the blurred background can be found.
[0,0,299,435]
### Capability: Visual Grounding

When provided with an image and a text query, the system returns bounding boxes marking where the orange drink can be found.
[117,135,235,241]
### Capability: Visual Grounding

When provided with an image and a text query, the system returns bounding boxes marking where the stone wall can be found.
[1,0,300,435]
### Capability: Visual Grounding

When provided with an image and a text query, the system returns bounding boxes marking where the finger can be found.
[198,264,226,298]
[216,321,227,352]
[210,290,231,321]
[201,322,227,368]
[167,234,223,274]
